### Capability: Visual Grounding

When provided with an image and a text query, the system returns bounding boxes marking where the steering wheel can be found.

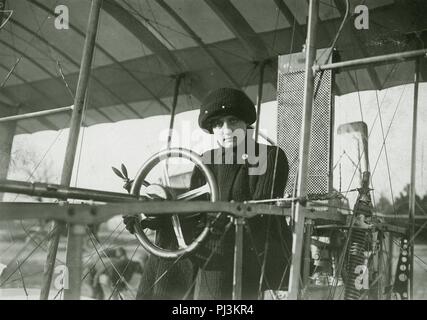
[130,148,219,259]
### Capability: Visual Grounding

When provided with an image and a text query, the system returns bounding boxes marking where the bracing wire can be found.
[241,64,259,89]
[245,224,278,300]
[80,226,128,283]
[142,252,186,299]
[182,221,233,300]
[16,260,28,298]
[0,57,20,88]
[25,0,75,101]
[316,0,350,65]
[107,244,140,300]
[8,0,66,199]
[11,130,65,201]
[0,224,58,287]
[121,0,251,63]
[3,1,114,296]
[86,228,137,299]
[81,225,125,267]
[77,77,178,296]
[370,85,407,179]
[341,57,406,201]
[245,221,293,300]
[374,90,397,213]
[353,71,364,122]
[2,18,76,102]
[56,61,75,101]
[370,86,408,218]
[121,0,178,73]
[2,0,61,88]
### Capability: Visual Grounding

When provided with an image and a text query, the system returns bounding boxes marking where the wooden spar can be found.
[408,58,420,300]
[0,105,18,200]
[0,179,137,202]
[232,218,244,300]
[40,0,103,300]
[0,106,73,123]
[0,201,346,224]
[315,49,427,72]
[255,61,267,143]
[287,0,319,300]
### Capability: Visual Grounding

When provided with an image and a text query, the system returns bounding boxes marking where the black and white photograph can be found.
[0,0,426,304]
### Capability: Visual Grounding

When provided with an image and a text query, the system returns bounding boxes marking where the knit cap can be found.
[198,88,256,133]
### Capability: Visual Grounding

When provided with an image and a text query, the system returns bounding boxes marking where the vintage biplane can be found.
[0,0,426,300]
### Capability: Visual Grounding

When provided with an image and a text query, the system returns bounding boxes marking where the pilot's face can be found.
[211,115,247,149]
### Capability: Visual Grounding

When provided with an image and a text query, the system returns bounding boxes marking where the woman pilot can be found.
[125,87,292,300]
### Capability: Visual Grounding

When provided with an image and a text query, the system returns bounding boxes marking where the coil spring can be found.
[344,228,369,300]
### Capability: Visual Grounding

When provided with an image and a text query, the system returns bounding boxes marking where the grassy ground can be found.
[0,226,426,300]
[0,225,147,299]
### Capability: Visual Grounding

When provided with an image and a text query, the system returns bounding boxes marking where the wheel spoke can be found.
[177,184,210,200]
[131,148,218,259]
[171,215,187,249]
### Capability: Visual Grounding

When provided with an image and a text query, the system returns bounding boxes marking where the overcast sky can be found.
[6,83,427,209]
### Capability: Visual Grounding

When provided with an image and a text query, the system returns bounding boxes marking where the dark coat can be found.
[191,143,292,299]
[137,143,292,300]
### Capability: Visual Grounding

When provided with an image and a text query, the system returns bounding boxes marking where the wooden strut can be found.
[0,106,73,123]
[254,60,267,142]
[232,218,245,300]
[39,0,103,300]
[408,58,420,300]
[287,0,319,300]
[0,201,347,224]
[315,49,427,72]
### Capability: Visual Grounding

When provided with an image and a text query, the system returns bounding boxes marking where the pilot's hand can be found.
[123,215,139,234]
[123,214,170,234]
[123,184,172,234]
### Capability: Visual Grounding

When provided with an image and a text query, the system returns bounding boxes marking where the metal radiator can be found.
[276,49,334,197]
